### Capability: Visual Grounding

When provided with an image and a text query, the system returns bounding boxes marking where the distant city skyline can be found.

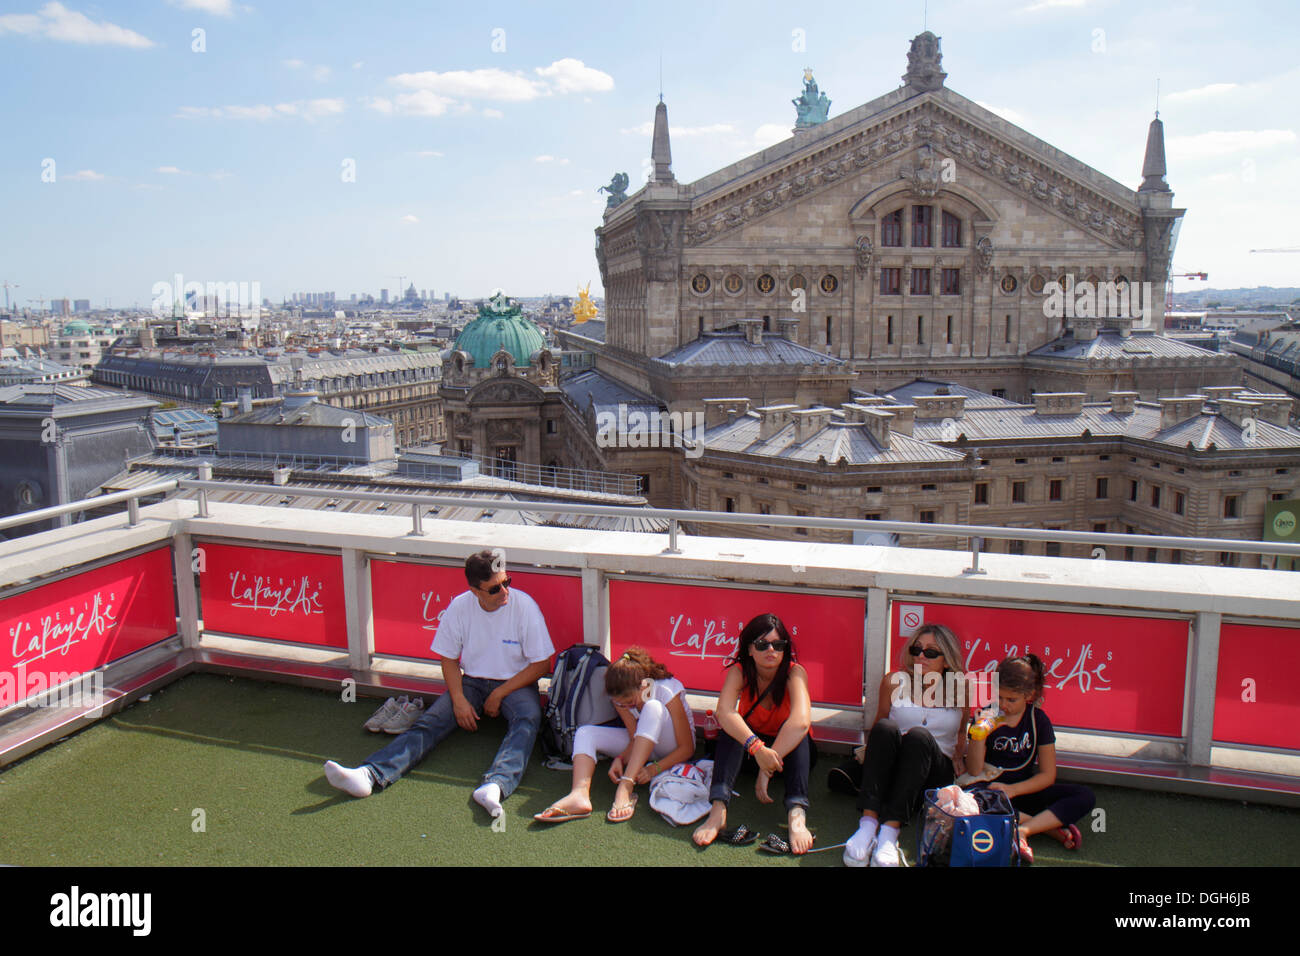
[3,0,1297,308]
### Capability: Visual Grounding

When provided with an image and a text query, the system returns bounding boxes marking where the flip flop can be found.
[606,793,638,823]
[533,806,591,824]
[716,824,758,846]
[758,833,791,854]
[1051,824,1082,850]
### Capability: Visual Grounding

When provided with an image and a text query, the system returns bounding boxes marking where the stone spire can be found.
[651,99,674,183]
[1139,112,1171,193]
[903,31,946,92]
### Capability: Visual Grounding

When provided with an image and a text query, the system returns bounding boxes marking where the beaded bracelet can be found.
[746,735,763,755]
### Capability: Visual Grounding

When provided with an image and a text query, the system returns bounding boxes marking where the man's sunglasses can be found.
[909,644,944,659]
[477,576,512,595]
[753,639,789,652]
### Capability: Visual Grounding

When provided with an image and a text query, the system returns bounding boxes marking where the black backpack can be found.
[540,644,619,769]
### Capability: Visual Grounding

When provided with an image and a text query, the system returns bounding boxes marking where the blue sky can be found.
[2,0,1297,309]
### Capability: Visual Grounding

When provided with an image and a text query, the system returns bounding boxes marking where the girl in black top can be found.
[965,654,1095,863]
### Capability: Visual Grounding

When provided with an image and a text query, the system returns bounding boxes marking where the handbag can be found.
[918,785,1022,867]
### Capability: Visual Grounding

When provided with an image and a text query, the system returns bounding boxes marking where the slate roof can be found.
[704,411,968,466]
[561,369,661,416]
[1027,331,1228,361]
[861,379,1020,409]
[654,331,845,368]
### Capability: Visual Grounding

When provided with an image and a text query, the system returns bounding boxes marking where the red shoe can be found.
[1051,824,1082,850]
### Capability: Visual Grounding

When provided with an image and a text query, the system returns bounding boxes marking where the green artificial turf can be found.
[0,673,1295,867]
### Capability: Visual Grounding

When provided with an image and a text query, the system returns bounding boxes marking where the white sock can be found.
[846,817,880,860]
[324,760,373,798]
[473,782,503,818]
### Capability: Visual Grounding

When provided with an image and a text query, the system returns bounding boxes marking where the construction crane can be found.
[387,275,407,302]
[1166,269,1207,312]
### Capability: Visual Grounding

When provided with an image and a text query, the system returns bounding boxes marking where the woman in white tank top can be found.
[841,623,970,867]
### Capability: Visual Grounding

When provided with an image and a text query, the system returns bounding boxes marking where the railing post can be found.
[127,496,140,527]
[410,503,424,536]
[196,462,212,518]
[963,536,987,575]
[864,587,889,733]
[1187,611,1222,767]
[581,566,609,656]
[342,548,373,672]
[663,517,681,554]
[172,531,201,649]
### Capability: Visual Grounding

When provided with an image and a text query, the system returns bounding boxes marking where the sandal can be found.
[758,833,791,854]
[1017,832,1034,865]
[606,793,638,823]
[532,806,591,824]
[1051,824,1082,850]
[716,824,758,846]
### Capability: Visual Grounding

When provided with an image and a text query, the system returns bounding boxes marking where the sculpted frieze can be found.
[683,105,1142,249]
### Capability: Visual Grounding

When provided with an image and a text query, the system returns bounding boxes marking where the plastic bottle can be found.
[703,709,718,757]
[968,709,1006,741]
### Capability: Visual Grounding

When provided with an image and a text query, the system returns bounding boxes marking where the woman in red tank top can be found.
[693,613,815,853]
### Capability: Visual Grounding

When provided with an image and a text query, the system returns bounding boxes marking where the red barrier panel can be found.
[198,544,346,649]
[1,548,176,704]
[1213,622,1300,750]
[370,560,583,661]
[608,580,864,705]
[890,601,1188,738]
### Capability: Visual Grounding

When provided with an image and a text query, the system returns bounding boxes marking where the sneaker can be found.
[364,696,404,732]
[381,696,425,734]
[871,839,902,868]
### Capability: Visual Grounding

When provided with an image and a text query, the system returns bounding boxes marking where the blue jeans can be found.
[362,677,542,799]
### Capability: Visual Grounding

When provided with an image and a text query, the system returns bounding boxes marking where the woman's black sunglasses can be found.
[477,576,512,595]
[909,644,943,659]
[753,639,789,652]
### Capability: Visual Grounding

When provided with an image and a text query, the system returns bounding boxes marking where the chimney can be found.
[704,397,751,429]
[776,317,800,340]
[1159,396,1205,430]
[851,395,890,407]
[1200,386,1244,403]
[738,318,763,345]
[1109,391,1138,415]
[1217,398,1261,428]
[885,404,915,436]
[1033,392,1086,416]
[1250,394,1293,427]
[913,394,966,420]
[792,408,832,443]
[237,385,253,414]
[859,407,893,449]
[272,466,292,486]
[282,389,319,411]
[757,404,798,441]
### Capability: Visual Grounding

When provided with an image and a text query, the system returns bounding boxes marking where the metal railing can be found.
[432,449,642,497]
[3,477,1300,571]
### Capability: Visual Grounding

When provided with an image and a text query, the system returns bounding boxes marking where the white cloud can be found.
[1165,82,1239,103]
[401,214,419,224]
[283,58,305,69]
[364,96,394,115]
[176,98,345,121]
[534,155,570,165]
[416,150,443,158]
[395,90,455,116]
[210,169,232,180]
[65,169,104,181]
[975,101,1029,127]
[534,58,614,94]
[1022,0,1088,11]
[621,120,738,138]
[483,108,504,119]
[753,123,790,149]
[352,61,363,70]
[1168,129,1297,159]
[392,67,543,102]
[156,165,186,174]
[0,2,153,47]
[312,65,331,82]
[169,0,234,15]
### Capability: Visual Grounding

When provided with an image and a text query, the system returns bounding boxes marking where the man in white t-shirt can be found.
[324,550,555,817]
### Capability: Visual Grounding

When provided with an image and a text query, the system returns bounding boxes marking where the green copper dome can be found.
[452,291,546,368]
[61,319,93,336]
